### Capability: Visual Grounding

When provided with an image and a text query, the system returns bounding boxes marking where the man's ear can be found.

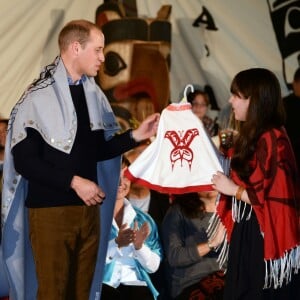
[71,41,81,56]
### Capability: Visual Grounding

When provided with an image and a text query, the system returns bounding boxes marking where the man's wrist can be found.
[129,129,139,142]
[70,175,79,189]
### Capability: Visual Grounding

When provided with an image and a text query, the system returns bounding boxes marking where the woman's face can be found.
[191,94,208,120]
[229,93,249,121]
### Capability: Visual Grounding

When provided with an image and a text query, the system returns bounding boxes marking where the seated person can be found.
[0,119,8,196]
[125,144,172,300]
[101,159,163,300]
[0,119,9,299]
[162,191,225,300]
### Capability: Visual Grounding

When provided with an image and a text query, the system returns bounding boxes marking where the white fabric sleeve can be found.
[133,244,160,273]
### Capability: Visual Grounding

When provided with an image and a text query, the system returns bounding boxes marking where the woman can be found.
[101,161,163,300]
[211,68,300,299]
[162,191,225,300]
[187,90,218,137]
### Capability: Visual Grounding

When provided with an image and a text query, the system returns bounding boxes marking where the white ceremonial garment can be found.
[125,102,223,194]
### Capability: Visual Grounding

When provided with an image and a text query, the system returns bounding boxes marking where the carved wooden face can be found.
[96,4,171,129]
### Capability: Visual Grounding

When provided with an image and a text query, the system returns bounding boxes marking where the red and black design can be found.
[164,128,199,171]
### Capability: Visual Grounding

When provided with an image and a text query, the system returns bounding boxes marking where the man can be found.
[1,19,159,300]
[283,67,300,172]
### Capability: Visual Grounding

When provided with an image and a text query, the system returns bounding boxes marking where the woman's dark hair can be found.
[187,90,210,106]
[230,68,285,181]
[173,192,205,218]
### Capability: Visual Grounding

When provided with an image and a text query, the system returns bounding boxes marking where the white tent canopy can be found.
[1,0,298,119]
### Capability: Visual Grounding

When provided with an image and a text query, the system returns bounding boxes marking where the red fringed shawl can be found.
[216,128,300,288]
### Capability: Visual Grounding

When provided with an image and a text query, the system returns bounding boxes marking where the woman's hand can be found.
[211,171,250,203]
[211,171,238,197]
[209,222,226,248]
[115,223,136,248]
[133,221,150,250]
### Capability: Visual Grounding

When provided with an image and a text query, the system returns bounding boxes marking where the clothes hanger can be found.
[181,84,194,103]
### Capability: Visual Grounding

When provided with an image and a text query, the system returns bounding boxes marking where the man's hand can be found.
[132,113,160,142]
[70,175,105,206]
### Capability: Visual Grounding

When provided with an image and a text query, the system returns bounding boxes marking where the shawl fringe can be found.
[210,195,300,289]
[232,196,252,222]
[207,201,229,272]
[263,246,300,289]
[231,198,300,288]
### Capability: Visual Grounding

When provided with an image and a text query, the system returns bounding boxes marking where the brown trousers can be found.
[29,205,100,300]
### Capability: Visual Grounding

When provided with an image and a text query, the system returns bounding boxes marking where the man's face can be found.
[77,29,105,77]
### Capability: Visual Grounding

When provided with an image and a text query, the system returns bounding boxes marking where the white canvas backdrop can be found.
[0,0,297,119]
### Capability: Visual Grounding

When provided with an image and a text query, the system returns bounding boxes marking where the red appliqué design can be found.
[164,128,199,171]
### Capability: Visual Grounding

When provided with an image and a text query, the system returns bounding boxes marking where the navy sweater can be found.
[13,84,137,208]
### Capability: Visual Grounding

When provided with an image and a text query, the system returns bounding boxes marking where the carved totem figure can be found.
[95,1,172,130]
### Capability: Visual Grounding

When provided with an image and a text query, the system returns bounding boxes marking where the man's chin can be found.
[87,71,98,77]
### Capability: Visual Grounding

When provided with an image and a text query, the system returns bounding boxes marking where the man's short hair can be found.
[58,19,100,52]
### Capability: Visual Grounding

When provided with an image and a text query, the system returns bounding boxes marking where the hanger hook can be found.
[183,84,194,100]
